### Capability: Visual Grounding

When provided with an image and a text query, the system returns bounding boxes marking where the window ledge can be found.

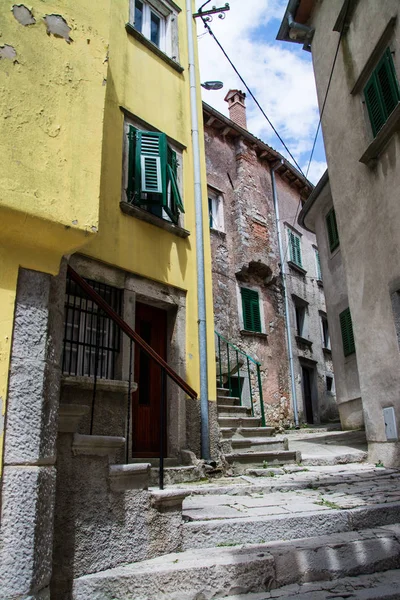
[323,346,332,355]
[295,335,313,348]
[317,279,324,288]
[125,23,184,74]
[210,227,226,238]
[288,261,307,276]
[240,329,268,339]
[62,375,137,394]
[120,201,190,238]
[360,102,400,166]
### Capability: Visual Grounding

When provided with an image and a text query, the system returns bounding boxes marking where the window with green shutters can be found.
[126,125,184,224]
[241,288,262,333]
[364,48,400,137]
[339,307,355,357]
[326,208,339,253]
[288,230,302,268]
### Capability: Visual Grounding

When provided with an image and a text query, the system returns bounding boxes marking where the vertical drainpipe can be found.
[270,161,299,427]
[186,0,210,459]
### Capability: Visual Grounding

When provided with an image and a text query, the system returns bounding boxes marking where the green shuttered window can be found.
[326,208,339,253]
[241,288,262,333]
[288,230,302,268]
[127,125,184,224]
[339,307,355,357]
[364,48,400,137]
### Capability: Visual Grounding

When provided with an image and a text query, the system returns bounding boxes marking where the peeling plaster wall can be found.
[204,126,291,427]
[0,1,111,476]
[0,1,110,243]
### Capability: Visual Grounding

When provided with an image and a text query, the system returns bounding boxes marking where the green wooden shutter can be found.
[365,48,400,136]
[326,208,339,252]
[163,146,184,223]
[364,74,386,136]
[289,231,302,267]
[241,288,262,333]
[135,131,167,205]
[127,125,137,203]
[339,307,355,356]
[378,50,399,114]
[315,249,322,280]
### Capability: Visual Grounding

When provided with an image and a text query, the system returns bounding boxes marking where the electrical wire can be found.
[305,0,350,177]
[199,15,306,177]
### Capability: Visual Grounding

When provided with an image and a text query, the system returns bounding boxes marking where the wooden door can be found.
[132,302,167,457]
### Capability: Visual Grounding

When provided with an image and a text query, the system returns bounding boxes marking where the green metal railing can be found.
[215,331,266,427]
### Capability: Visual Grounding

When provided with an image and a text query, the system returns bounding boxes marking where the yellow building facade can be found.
[0,0,215,465]
[0,2,216,596]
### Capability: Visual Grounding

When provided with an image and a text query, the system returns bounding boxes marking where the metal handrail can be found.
[67,265,198,489]
[215,330,266,426]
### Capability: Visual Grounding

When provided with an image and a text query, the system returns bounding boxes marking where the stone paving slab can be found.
[182,468,400,522]
[223,568,400,599]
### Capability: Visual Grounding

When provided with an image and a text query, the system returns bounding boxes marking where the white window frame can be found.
[293,295,309,339]
[208,188,224,232]
[286,226,303,268]
[320,313,331,349]
[130,0,179,60]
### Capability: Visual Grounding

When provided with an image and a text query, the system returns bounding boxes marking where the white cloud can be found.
[304,159,327,185]
[197,0,324,175]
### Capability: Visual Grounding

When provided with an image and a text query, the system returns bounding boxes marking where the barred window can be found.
[62,274,123,380]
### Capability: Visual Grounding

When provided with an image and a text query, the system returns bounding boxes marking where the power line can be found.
[199,16,306,177]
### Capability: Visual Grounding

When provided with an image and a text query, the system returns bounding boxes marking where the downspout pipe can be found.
[287,6,314,52]
[186,0,210,459]
[270,161,299,427]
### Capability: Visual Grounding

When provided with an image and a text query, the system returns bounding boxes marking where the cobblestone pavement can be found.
[224,568,400,599]
[182,464,400,521]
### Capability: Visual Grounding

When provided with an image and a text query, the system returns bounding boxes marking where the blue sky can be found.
[197,0,326,184]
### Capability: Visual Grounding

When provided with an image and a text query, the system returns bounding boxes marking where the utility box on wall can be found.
[383,407,398,441]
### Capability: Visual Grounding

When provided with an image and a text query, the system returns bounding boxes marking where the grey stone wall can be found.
[276,175,338,425]
[51,434,183,600]
[0,265,65,599]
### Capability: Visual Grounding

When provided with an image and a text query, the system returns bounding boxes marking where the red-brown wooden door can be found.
[132,302,167,457]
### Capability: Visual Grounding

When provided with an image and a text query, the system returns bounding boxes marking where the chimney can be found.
[224,89,247,129]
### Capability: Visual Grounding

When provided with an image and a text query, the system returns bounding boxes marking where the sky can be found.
[196,0,327,184]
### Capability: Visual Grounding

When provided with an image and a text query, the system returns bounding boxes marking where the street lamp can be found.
[201,81,223,90]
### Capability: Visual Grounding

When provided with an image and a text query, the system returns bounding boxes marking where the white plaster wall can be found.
[309,0,400,462]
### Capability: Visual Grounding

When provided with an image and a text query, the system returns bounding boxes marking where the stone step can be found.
[231,437,287,453]
[131,457,179,467]
[220,426,275,439]
[218,416,261,429]
[223,569,400,600]
[182,500,400,551]
[217,395,241,406]
[216,387,230,397]
[150,465,203,486]
[72,525,400,600]
[225,450,300,474]
[218,405,252,418]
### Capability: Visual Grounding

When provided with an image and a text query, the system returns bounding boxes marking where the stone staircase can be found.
[72,463,400,600]
[217,386,300,473]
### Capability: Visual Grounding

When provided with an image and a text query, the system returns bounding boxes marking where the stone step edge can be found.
[182,501,400,550]
[231,437,287,446]
[223,568,400,600]
[72,524,400,600]
[225,450,300,463]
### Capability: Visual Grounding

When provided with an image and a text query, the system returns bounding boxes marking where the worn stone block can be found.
[0,466,56,598]
[4,359,61,464]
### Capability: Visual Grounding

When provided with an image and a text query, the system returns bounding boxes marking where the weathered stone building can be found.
[278,0,400,465]
[204,92,338,427]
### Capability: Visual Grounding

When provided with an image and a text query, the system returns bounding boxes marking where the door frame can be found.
[299,359,318,425]
[124,274,187,462]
